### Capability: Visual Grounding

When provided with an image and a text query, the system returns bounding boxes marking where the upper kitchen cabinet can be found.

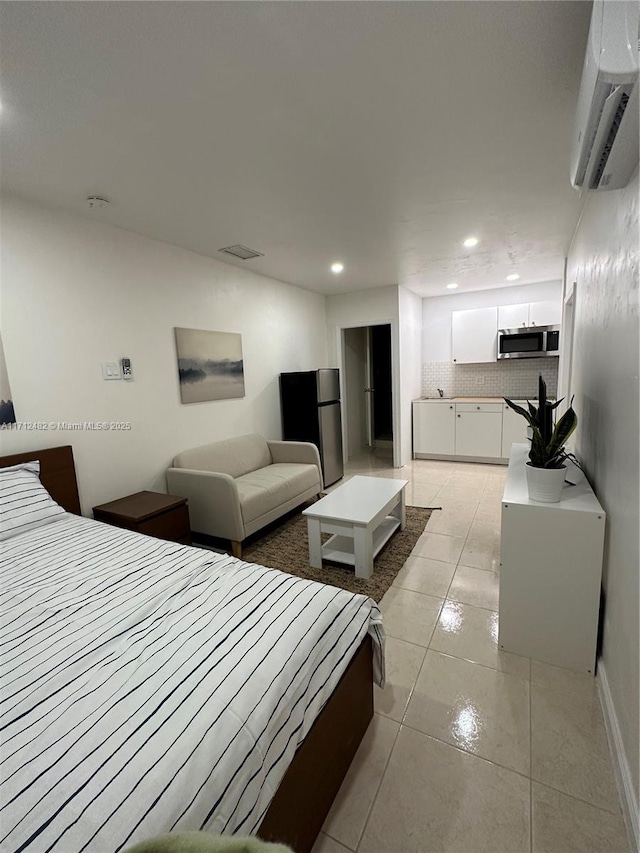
[451,307,498,364]
[498,300,562,330]
[528,300,562,327]
[498,303,530,329]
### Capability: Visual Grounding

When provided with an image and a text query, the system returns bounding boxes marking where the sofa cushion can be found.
[173,434,272,479]
[236,463,320,524]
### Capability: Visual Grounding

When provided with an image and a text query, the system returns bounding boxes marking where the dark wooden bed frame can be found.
[1,444,82,514]
[0,445,374,853]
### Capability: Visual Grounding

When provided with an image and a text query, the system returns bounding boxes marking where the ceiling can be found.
[0,2,591,297]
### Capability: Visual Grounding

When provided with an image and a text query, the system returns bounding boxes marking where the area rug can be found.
[242,504,433,602]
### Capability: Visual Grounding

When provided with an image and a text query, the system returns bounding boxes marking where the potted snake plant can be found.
[504,375,578,503]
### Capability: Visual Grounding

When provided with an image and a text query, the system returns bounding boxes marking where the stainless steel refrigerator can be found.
[279,369,344,487]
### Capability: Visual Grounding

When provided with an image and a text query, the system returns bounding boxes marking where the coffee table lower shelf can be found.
[303,476,408,580]
[322,516,401,566]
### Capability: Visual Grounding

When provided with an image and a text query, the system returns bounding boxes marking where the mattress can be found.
[0,514,384,853]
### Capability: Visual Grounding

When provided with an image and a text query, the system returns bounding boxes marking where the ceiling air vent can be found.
[218,244,264,260]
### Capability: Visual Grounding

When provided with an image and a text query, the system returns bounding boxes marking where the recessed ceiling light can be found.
[446,283,459,290]
[463,236,479,248]
[331,262,344,274]
[506,273,521,281]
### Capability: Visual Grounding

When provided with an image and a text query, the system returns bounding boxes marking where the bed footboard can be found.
[258,635,374,853]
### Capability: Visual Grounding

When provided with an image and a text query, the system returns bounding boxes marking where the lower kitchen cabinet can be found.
[413,399,530,461]
[455,408,502,457]
[413,401,456,455]
[501,402,529,458]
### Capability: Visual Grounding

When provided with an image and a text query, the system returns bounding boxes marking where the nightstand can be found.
[93,490,192,545]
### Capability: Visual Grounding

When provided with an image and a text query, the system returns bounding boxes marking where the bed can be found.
[0,446,384,853]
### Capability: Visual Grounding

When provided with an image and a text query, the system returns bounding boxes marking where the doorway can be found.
[342,323,394,462]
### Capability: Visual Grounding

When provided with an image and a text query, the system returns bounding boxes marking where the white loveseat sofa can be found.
[166,434,323,557]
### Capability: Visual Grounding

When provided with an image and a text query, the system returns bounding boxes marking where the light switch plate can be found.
[102,362,121,380]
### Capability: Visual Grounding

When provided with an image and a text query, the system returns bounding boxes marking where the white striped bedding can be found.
[0,514,384,853]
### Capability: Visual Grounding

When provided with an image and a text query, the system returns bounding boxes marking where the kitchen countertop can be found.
[413,396,551,402]
[414,396,508,402]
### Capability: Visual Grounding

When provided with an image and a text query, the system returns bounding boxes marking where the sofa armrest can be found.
[166,467,245,541]
[267,441,323,479]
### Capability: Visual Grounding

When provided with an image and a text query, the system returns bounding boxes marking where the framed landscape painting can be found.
[0,333,16,425]
[174,328,245,403]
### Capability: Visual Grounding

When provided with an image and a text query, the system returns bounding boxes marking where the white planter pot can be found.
[525,463,567,503]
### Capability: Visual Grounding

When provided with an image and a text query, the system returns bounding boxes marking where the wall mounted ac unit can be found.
[570,0,639,191]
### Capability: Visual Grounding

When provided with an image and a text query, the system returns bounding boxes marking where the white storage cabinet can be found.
[499,444,605,674]
[451,307,498,364]
[413,401,455,455]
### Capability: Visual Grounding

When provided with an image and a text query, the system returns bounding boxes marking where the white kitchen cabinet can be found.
[451,307,498,364]
[498,301,562,330]
[412,400,535,461]
[413,401,455,455]
[501,401,529,458]
[498,303,530,330]
[499,444,605,674]
[455,407,502,457]
[528,300,562,327]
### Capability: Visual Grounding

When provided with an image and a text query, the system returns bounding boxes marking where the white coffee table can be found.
[302,475,409,579]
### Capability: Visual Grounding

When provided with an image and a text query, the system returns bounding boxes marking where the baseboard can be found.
[413,452,507,465]
[598,660,639,853]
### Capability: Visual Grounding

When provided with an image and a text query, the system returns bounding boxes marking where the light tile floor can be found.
[313,452,629,853]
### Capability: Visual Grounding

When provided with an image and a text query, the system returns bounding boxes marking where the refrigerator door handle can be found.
[318,402,344,487]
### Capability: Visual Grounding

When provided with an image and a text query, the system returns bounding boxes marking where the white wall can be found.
[0,198,328,512]
[326,286,399,366]
[326,286,401,466]
[422,280,563,362]
[398,286,423,465]
[566,172,639,842]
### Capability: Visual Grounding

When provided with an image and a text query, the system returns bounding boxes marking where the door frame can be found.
[337,318,401,468]
[558,280,576,414]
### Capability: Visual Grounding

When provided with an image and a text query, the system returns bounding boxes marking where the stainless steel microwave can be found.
[497,325,561,359]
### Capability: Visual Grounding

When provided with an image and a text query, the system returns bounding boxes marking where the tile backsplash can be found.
[421,360,558,399]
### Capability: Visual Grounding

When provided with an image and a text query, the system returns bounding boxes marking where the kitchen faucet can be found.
[437,388,444,398]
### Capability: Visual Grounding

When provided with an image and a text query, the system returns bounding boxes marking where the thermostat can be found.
[121,357,134,380]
